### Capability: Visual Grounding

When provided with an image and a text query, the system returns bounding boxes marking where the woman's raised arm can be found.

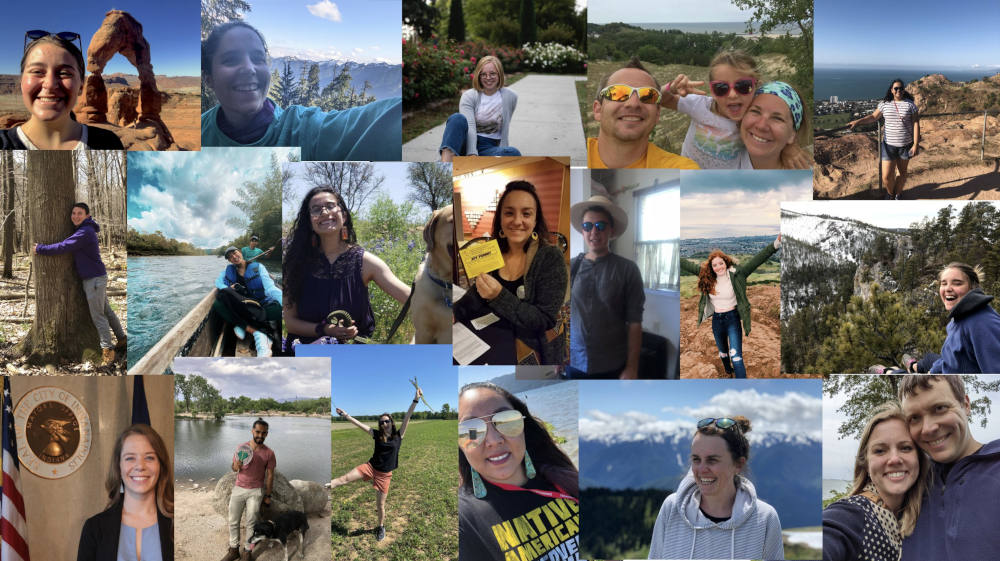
[336,407,375,436]
[399,386,422,439]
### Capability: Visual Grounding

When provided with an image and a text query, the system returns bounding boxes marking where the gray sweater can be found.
[459,87,518,156]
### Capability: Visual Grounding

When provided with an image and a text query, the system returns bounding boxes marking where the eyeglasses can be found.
[697,417,738,430]
[24,30,82,53]
[459,409,525,449]
[709,78,756,97]
[379,419,392,425]
[481,72,499,79]
[582,221,608,232]
[309,202,340,217]
[892,87,905,92]
[598,84,662,105]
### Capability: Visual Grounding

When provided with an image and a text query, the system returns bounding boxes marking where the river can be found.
[518,381,580,466]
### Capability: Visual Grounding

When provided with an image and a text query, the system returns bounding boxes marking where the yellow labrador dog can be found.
[411,205,453,343]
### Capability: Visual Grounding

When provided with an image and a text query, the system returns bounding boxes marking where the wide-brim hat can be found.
[570,195,628,239]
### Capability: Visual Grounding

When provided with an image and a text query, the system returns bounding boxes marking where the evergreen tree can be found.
[519,0,537,45]
[448,0,465,42]
[268,61,299,109]
[299,63,321,106]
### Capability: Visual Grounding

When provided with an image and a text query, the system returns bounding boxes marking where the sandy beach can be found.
[176,483,330,561]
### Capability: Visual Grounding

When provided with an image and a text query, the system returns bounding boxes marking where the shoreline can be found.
[175,411,330,420]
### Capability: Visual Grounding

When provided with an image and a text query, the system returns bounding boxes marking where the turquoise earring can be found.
[471,468,487,498]
[524,451,536,479]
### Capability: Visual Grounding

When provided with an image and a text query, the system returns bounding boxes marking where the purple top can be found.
[296,245,375,343]
[34,216,107,280]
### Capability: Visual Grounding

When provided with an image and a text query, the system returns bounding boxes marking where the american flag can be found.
[1,377,29,561]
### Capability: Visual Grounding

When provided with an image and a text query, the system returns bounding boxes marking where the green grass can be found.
[679,256,780,299]
[402,72,529,144]
[331,419,458,561]
[815,112,853,131]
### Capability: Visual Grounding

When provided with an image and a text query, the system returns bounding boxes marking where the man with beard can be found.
[221,418,276,561]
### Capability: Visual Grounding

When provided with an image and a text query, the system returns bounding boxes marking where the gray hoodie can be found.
[648,473,784,560]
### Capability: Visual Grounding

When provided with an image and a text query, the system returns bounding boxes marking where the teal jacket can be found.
[680,240,779,336]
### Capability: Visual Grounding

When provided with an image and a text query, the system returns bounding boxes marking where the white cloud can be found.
[580,409,691,442]
[672,389,823,439]
[353,47,364,54]
[307,0,342,22]
[172,357,331,398]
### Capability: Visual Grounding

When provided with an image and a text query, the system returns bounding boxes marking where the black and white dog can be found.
[247,511,309,561]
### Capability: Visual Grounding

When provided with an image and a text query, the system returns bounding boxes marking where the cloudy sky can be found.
[682,170,812,238]
[171,357,330,399]
[127,148,297,248]
[579,379,822,442]
[589,0,751,24]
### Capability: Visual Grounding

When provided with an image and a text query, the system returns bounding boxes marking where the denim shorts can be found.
[881,140,912,161]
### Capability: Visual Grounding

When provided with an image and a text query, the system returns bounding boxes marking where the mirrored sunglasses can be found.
[697,417,738,430]
[459,409,525,449]
[24,30,82,52]
[709,78,756,97]
[582,221,608,232]
[599,84,661,105]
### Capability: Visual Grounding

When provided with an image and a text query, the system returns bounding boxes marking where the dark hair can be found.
[883,78,915,102]
[694,415,752,465]
[73,202,90,215]
[252,417,269,430]
[105,424,174,517]
[283,187,357,307]
[21,35,85,77]
[376,413,400,443]
[458,382,578,497]
[898,374,967,404]
[202,21,269,78]
[491,181,550,254]
[596,56,660,100]
[583,206,613,228]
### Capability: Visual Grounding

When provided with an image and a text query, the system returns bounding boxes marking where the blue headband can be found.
[755,81,803,130]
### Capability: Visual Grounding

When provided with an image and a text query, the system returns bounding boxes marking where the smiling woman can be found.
[738,81,810,169]
[200,21,402,161]
[1,32,124,150]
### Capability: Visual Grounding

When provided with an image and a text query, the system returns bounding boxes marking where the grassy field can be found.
[331,419,457,561]
[815,112,852,131]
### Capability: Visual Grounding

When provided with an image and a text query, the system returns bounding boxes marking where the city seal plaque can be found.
[13,386,92,479]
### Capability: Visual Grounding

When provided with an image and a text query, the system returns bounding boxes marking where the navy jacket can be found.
[930,288,1000,373]
[35,216,107,280]
[77,500,173,561]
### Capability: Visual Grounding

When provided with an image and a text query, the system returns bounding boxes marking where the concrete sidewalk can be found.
[403,74,588,166]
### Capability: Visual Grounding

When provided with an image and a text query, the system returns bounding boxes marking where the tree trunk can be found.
[17,151,100,364]
[2,151,14,278]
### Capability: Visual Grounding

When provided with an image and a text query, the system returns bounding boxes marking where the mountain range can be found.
[269,57,401,100]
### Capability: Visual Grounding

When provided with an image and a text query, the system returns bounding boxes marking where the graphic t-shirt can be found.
[368,432,402,473]
[678,94,744,169]
[459,479,580,561]
[476,91,504,139]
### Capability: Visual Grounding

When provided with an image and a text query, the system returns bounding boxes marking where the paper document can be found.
[460,239,505,277]
[453,322,490,365]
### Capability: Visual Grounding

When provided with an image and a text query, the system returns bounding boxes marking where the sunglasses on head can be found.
[582,221,608,232]
[598,84,662,105]
[459,409,525,449]
[24,30,82,53]
[709,78,756,97]
[697,417,738,430]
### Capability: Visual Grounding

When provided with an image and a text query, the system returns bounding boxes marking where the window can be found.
[635,184,680,291]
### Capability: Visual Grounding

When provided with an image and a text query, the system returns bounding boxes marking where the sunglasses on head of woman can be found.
[582,221,608,232]
[697,417,738,430]
[598,84,662,105]
[459,409,525,449]
[709,78,757,97]
[24,30,82,52]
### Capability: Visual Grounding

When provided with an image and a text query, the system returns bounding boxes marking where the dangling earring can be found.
[498,230,506,239]
[471,468,487,498]
[120,482,124,493]
[341,228,348,241]
[530,231,538,241]
[524,451,536,479]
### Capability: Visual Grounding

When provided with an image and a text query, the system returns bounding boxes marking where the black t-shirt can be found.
[459,478,580,561]
[0,126,125,150]
[368,432,401,473]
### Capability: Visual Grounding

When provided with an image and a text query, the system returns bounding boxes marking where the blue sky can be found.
[1,0,200,75]
[815,0,1000,69]
[295,344,455,415]
[681,170,812,238]
[243,0,401,64]
[171,357,331,399]
[589,0,751,24]
[783,200,999,230]
[127,147,297,248]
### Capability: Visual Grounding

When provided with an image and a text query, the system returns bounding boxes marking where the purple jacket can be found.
[35,216,107,280]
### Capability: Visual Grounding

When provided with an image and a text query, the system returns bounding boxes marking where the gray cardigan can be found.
[454,240,567,364]
[459,87,518,156]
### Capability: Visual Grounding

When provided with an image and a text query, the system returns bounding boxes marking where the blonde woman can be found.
[439,55,520,161]
[823,402,930,561]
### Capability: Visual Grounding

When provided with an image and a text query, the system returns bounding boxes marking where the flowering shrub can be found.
[522,42,586,74]
[403,36,471,106]
[454,40,526,73]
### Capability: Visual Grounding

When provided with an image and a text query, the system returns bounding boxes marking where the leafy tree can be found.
[226,152,287,254]
[448,0,465,42]
[731,0,812,92]
[175,374,192,412]
[406,162,452,212]
[519,0,537,44]
[363,195,418,242]
[823,374,1000,440]
[201,0,252,39]
[268,61,299,109]
[404,0,440,40]
[303,162,385,216]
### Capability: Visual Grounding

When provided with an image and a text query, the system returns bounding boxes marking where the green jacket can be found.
[680,241,779,336]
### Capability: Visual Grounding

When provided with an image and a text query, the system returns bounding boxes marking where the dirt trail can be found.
[680,285,782,378]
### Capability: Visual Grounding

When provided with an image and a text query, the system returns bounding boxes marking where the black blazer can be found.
[77,500,173,561]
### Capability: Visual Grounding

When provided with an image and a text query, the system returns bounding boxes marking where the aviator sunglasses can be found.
[598,84,662,105]
[582,221,608,232]
[459,410,525,449]
[709,78,756,97]
[24,30,82,52]
[697,417,739,430]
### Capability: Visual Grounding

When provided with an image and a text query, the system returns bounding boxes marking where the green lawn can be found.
[815,112,853,131]
[331,419,458,561]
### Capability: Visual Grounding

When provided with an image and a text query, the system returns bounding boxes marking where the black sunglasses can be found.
[709,78,756,97]
[24,30,82,53]
[582,221,608,232]
[379,419,392,425]
[892,86,905,92]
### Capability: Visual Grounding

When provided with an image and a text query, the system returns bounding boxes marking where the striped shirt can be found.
[878,99,918,147]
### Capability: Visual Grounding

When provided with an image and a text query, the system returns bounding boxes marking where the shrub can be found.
[522,42,586,74]
[403,36,473,106]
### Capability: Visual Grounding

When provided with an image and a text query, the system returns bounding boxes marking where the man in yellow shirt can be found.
[588,58,699,169]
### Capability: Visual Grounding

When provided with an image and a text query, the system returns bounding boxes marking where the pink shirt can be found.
[235,441,276,489]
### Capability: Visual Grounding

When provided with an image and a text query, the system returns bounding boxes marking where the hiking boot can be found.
[219,547,240,561]
[252,331,273,357]
[376,525,386,541]
[101,348,116,366]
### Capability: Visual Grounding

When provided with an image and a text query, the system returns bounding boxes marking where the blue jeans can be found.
[711,309,746,378]
[439,113,521,157]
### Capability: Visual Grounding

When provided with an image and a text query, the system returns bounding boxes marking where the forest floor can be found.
[0,250,127,375]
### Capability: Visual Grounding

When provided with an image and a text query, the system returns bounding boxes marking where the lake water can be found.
[127,255,282,368]
[517,382,580,467]
[174,416,330,484]
[816,67,995,101]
